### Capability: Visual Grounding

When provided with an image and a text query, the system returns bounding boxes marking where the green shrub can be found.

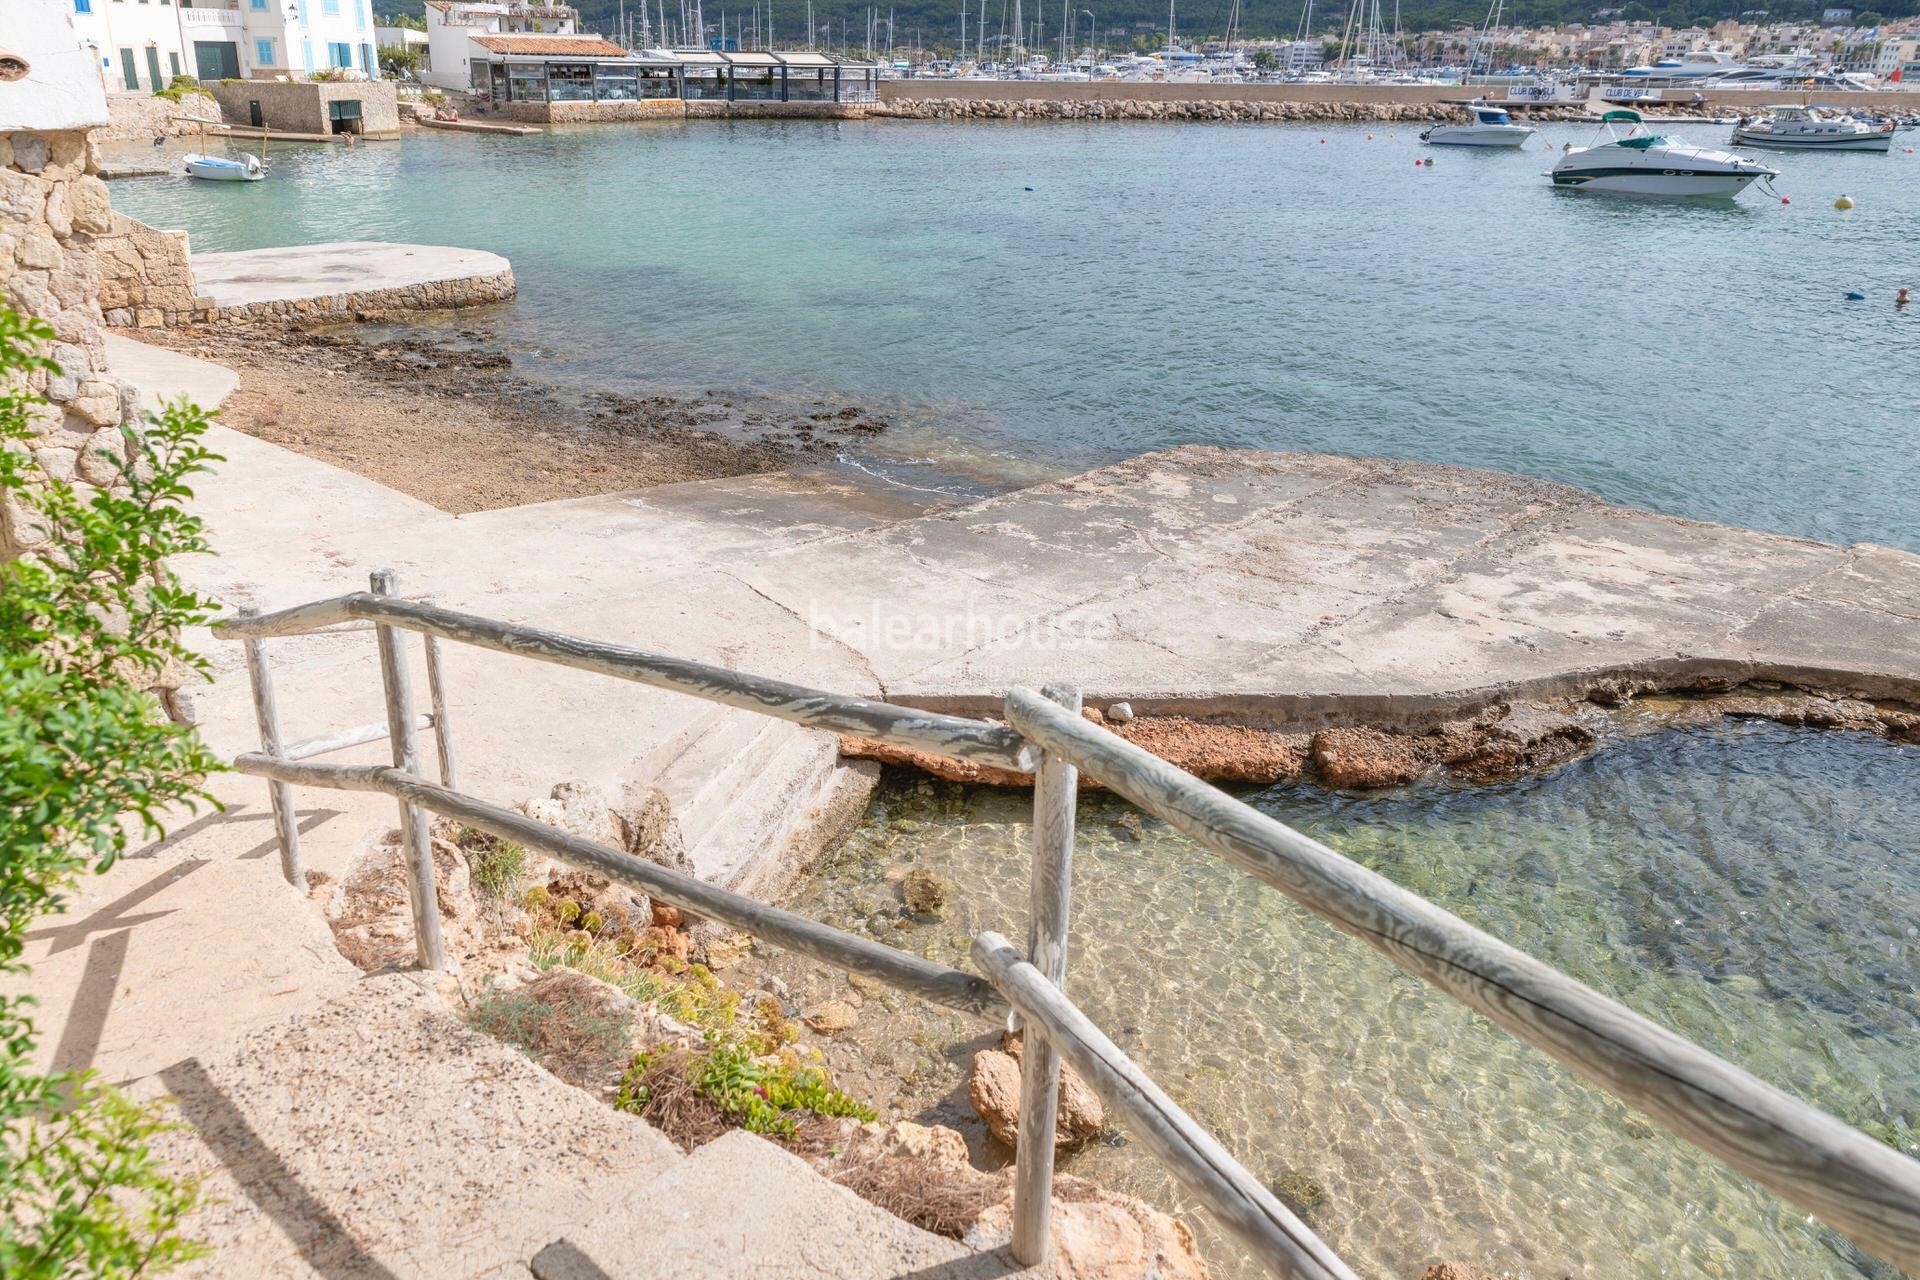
[0,306,221,1276]
[454,826,525,900]
[616,1038,873,1141]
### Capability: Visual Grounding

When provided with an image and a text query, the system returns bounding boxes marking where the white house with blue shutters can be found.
[68,0,382,92]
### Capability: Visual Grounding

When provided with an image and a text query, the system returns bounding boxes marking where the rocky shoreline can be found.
[139,320,901,513]
[845,682,1919,792]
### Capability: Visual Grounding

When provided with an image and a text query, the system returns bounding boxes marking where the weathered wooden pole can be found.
[1010,682,1080,1267]
[370,569,447,970]
[239,605,306,891]
[422,634,459,789]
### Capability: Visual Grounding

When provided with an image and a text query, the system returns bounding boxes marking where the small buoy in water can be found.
[1835,194,1855,209]
[1423,157,1434,166]
[1366,132,1373,139]
[1899,287,1911,307]
[1781,195,1790,204]
[1845,290,1867,300]
[1907,146,1915,153]
[1320,137,1326,144]
[1024,185,1034,191]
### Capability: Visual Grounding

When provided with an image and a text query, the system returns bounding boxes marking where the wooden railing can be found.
[216,572,1920,1279]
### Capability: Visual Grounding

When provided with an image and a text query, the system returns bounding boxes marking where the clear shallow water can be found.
[787,722,1919,1280]
[114,120,1920,546]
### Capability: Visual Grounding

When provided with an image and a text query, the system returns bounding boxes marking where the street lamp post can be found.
[1081,8,1094,70]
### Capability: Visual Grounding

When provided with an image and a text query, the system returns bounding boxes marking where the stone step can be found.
[671,714,797,853]
[143,973,683,1279]
[644,709,786,851]
[682,727,847,894]
[529,1129,1019,1280]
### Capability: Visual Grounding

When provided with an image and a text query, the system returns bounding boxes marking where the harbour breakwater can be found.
[872,98,1579,124]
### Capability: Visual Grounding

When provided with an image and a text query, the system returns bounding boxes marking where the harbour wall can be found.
[874,79,1920,122]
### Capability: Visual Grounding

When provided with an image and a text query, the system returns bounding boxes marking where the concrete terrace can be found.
[188,241,516,319]
[16,333,1920,1277]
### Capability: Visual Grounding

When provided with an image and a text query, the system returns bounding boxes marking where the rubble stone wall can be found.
[0,127,141,561]
[96,210,217,327]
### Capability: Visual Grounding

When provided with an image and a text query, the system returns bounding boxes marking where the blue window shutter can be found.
[303,37,313,68]
[75,0,93,13]
[357,0,366,28]
[256,37,273,64]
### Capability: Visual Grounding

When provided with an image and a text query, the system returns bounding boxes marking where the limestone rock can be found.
[698,928,753,970]
[802,999,859,1034]
[516,779,623,848]
[1421,1264,1502,1280]
[15,233,60,271]
[861,1119,970,1167]
[1107,701,1135,723]
[966,1035,1104,1149]
[1310,726,1427,789]
[67,175,113,235]
[965,1174,1211,1280]
[11,133,49,174]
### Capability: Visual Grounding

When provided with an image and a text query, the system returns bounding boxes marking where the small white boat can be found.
[1551,110,1776,198]
[183,152,266,182]
[1731,103,1894,152]
[1421,101,1536,147]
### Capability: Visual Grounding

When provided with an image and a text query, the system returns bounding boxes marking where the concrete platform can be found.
[104,331,239,413]
[190,241,515,316]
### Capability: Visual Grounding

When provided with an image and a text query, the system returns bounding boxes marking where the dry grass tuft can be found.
[823,1149,1009,1239]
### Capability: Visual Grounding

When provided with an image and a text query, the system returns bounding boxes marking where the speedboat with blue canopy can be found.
[1421,101,1536,147]
[1551,109,1776,197]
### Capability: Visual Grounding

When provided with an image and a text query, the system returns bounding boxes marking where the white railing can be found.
[216,571,1920,1278]
[179,7,244,27]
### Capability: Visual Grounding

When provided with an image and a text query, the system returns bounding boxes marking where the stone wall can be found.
[207,81,401,138]
[487,97,686,124]
[204,268,517,324]
[0,128,141,560]
[96,210,216,327]
[102,90,223,142]
[873,97,1466,124]
[682,100,869,120]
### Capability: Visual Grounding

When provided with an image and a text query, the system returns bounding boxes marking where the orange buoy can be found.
[1781,195,1790,204]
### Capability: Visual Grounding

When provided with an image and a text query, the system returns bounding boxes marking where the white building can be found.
[1278,39,1324,70]
[421,1,579,91]
[68,0,383,93]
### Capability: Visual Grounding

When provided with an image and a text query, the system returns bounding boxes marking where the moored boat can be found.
[183,152,266,182]
[1551,109,1776,197]
[1731,104,1894,151]
[1421,101,1536,147]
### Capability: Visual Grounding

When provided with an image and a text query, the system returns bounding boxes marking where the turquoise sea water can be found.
[790,722,1920,1280]
[113,119,1920,548]
[111,121,1920,1276]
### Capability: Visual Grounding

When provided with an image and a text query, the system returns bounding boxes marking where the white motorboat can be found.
[183,152,266,182]
[1550,110,1776,197]
[1421,101,1536,147]
[1731,103,1894,152]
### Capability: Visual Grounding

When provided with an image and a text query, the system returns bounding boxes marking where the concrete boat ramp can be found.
[17,335,1918,1278]
[189,241,516,320]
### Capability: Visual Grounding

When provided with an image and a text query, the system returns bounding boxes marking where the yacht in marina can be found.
[1731,104,1896,151]
[1421,101,1536,147]
[1551,109,1777,197]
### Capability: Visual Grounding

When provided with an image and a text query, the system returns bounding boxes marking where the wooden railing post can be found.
[370,569,447,970]
[1011,682,1080,1267]
[239,606,306,892]
[422,634,459,789]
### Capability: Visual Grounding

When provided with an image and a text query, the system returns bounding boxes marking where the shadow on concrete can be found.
[24,858,206,956]
[528,1239,615,1280]
[47,928,132,1073]
[126,801,345,863]
[158,1057,401,1280]
[892,1251,1030,1279]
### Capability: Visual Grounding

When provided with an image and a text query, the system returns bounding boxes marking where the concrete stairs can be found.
[530,1131,1017,1280]
[639,709,862,896]
[141,972,1014,1280]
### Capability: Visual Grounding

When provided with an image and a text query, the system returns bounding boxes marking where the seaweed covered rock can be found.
[901,867,954,918]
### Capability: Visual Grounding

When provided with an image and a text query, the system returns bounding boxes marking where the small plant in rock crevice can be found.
[615,1037,874,1144]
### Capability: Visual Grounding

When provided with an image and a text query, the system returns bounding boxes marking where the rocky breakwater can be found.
[873,99,1676,125]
